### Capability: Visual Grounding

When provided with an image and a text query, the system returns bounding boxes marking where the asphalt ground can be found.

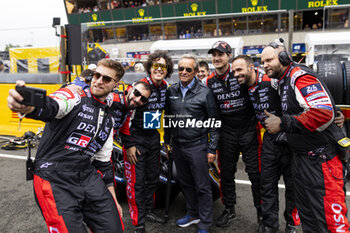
[0,144,349,233]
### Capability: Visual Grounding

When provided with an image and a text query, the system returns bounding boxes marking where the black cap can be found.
[208,41,232,54]
[0,60,3,65]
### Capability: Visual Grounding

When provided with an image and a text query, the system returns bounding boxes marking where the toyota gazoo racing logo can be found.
[66,133,91,148]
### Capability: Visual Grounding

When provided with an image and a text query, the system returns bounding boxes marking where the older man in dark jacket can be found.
[164,54,220,233]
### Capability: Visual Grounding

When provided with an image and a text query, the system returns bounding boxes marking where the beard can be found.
[266,66,283,79]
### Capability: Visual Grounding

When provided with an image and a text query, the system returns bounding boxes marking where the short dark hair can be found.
[232,55,254,66]
[198,61,209,71]
[80,69,94,78]
[133,80,152,93]
[144,50,174,79]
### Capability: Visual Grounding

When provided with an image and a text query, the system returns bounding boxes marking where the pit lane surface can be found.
[1,149,349,233]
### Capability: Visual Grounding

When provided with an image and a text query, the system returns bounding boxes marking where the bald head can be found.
[261,46,286,79]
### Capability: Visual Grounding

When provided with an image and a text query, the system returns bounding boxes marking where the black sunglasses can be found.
[93,71,118,83]
[178,66,193,73]
[133,88,148,103]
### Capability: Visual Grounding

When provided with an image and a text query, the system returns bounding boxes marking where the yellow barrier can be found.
[0,83,62,137]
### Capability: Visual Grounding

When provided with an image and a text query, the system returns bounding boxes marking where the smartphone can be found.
[15,85,46,108]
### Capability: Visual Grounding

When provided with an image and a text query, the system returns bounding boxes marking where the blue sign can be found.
[243,45,265,55]
[143,110,161,129]
[292,43,306,53]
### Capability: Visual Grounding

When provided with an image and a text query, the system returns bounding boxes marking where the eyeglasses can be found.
[92,71,118,83]
[133,88,148,103]
[152,63,167,71]
[178,66,193,73]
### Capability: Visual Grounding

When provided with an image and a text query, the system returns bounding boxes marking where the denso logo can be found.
[217,91,240,100]
[77,122,96,134]
[332,203,347,232]
[66,133,91,147]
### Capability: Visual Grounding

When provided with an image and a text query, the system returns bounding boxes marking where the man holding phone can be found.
[7,59,151,233]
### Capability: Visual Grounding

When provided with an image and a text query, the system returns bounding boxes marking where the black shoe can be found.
[261,225,279,233]
[216,207,237,227]
[285,224,297,233]
[146,210,166,224]
[134,225,146,233]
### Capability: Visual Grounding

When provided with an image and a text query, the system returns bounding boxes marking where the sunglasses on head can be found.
[178,66,193,73]
[93,71,118,83]
[133,88,148,103]
[152,63,167,71]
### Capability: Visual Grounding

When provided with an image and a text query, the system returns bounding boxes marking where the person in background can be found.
[0,60,9,73]
[197,61,210,82]
[164,54,220,233]
[71,69,94,89]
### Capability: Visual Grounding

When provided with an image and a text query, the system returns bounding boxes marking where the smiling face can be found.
[211,50,231,73]
[261,46,284,79]
[232,58,255,86]
[197,66,209,80]
[90,65,119,101]
[178,58,197,87]
[126,83,151,109]
[150,57,168,85]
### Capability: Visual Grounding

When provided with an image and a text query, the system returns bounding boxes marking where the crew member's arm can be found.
[205,89,220,163]
[91,129,123,217]
[8,81,80,121]
[119,110,140,164]
[281,75,334,133]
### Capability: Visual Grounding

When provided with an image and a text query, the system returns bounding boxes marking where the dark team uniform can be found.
[206,67,261,212]
[29,88,127,233]
[278,63,350,233]
[120,76,167,227]
[248,69,300,229]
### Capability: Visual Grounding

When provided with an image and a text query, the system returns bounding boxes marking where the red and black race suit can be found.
[206,68,261,210]
[28,88,126,233]
[248,69,299,228]
[278,62,350,233]
[120,76,167,227]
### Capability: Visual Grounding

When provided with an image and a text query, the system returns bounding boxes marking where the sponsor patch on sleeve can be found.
[312,104,333,111]
[300,83,322,97]
[306,92,326,102]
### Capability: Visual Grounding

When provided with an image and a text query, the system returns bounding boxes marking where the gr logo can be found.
[66,133,91,147]
[143,110,162,129]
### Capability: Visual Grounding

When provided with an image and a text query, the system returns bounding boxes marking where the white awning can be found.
[150,37,243,56]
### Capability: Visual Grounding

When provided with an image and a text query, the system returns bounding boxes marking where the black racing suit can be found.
[206,67,261,211]
[278,63,350,233]
[120,76,167,227]
[29,88,128,233]
[248,69,299,228]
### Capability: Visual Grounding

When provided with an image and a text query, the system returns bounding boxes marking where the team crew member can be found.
[197,60,210,81]
[232,55,299,233]
[164,54,220,233]
[261,43,350,233]
[7,59,151,233]
[205,41,261,227]
[71,68,94,89]
[120,50,174,233]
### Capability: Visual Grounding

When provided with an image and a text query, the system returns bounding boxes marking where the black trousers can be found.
[292,152,350,233]
[124,132,161,227]
[218,122,261,209]
[34,167,123,233]
[260,132,299,228]
[173,141,213,231]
